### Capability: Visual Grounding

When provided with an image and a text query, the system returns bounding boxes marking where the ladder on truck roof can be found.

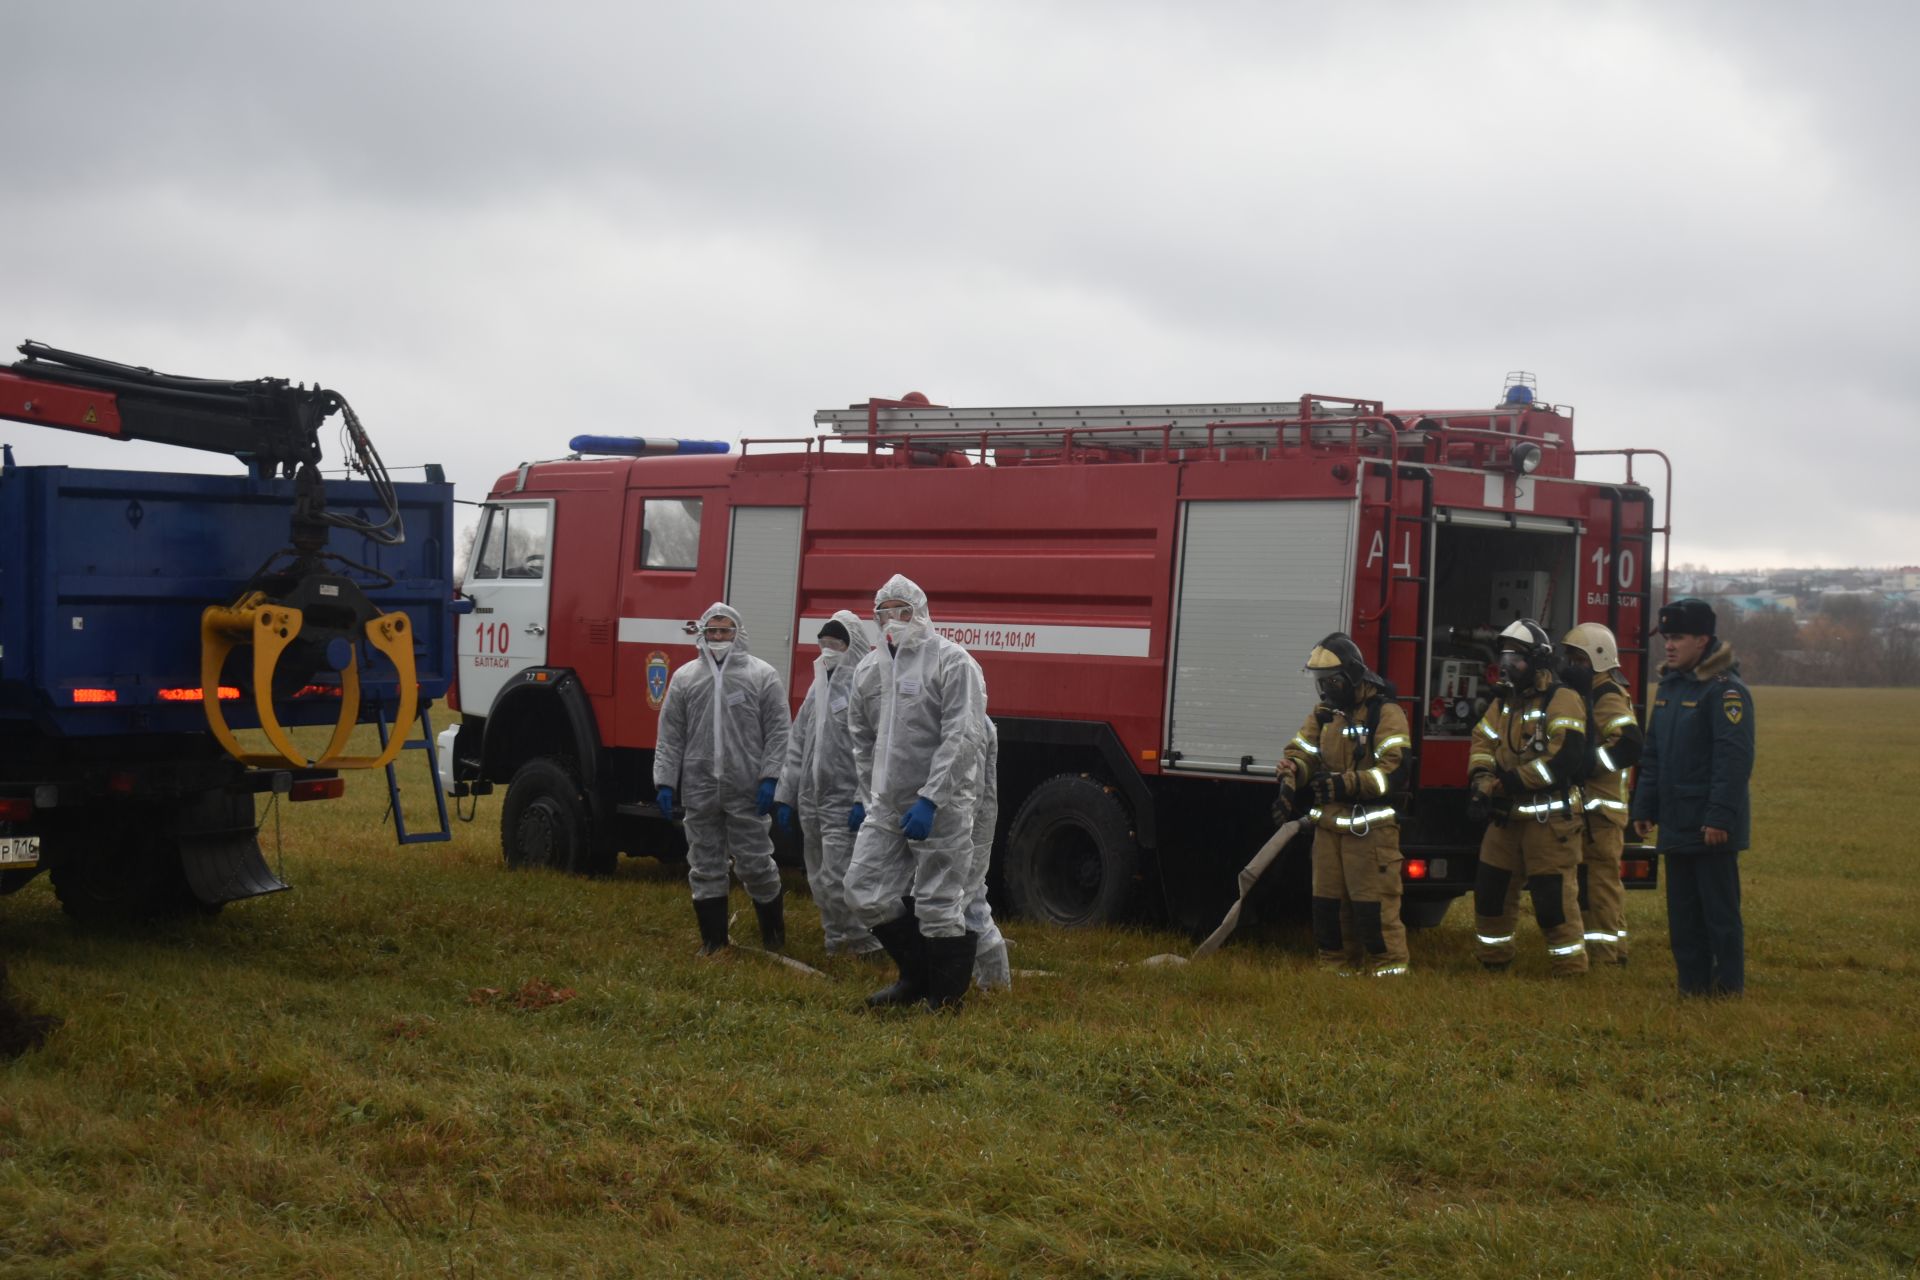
[813,398,1384,455]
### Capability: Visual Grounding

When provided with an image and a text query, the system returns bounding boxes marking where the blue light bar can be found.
[568,435,732,457]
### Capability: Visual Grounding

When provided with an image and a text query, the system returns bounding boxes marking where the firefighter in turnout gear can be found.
[1468,619,1591,976]
[1278,633,1412,976]
[1561,623,1644,965]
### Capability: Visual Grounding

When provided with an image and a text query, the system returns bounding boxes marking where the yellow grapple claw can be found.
[200,591,420,772]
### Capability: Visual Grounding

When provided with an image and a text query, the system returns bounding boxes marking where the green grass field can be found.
[2,688,1916,1277]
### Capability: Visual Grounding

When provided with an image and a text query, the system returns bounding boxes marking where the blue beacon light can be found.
[568,436,732,456]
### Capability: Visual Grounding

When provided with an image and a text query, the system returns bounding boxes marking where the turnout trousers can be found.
[1309,825,1408,976]
[1580,820,1629,964]
[1476,814,1589,975]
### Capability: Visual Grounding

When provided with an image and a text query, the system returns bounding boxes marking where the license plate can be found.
[0,836,40,866]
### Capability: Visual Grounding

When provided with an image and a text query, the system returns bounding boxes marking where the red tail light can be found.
[1404,859,1429,880]
[0,797,32,822]
[159,686,242,701]
[72,688,118,704]
[290,777,345,802]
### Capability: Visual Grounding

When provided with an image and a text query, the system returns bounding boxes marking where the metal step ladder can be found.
[814,398,1378,454]
[377,701,452,845]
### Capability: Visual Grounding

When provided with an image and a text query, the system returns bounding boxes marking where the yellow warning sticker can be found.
[83,406,98,424]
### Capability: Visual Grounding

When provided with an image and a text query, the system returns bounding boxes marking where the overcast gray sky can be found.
[5,0,1914,569]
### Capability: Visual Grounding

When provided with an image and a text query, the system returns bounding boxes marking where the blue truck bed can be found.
[0,463,454,736]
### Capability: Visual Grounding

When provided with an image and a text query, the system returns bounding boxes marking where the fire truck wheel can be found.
[1004,773,1140,927]
[501,758,607,875]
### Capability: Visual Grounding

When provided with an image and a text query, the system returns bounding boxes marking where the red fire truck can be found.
[443,379,1668,932]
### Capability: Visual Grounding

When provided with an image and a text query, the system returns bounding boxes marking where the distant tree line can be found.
[1713,595,1919,687]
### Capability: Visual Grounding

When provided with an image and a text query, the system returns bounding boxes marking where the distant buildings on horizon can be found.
[1663,565,1920,619]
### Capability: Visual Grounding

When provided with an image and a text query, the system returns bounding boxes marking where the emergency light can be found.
[568,435,732,457]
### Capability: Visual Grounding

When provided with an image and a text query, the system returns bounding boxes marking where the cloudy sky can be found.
[6,0,1914,569]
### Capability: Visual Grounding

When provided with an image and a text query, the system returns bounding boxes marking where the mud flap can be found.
[178,823,290,905]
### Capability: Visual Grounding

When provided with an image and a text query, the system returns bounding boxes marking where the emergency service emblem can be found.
[646,651,670,708]
[1724,696,1744,725]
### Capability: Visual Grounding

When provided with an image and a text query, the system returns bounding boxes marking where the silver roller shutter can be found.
[725,506,804,692]
[1166,499,1357,774]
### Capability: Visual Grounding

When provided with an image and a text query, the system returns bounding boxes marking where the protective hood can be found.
[823,607,873,667]
[696,602,750,662]
[874,573,934,648]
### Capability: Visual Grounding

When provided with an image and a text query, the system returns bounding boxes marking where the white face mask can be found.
[708,641,733,664]
[884,620,915,645]
[818,649,843,672]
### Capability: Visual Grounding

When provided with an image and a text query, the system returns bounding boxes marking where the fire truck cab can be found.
[445,380,1667,932]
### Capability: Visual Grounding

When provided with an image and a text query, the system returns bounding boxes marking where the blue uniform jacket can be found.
[1629,640,1755,852]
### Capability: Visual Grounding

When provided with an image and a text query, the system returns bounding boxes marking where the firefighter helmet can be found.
[1561,622,1620,674]
[1496,618,1554,690]
[1305,632,1377,708]
[1498,619,1554,662]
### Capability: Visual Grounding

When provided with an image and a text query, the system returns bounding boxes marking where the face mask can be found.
[708,641,733,664]
[1316,674,1352,708]
[818,650,843,672]
[884,620,915,645]
[1497,653,1530,688]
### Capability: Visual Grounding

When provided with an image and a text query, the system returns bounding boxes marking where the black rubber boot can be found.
[864,912,929,1009]
[923,931,980,1014]
[753,890,786,952]
[692,896,730,955]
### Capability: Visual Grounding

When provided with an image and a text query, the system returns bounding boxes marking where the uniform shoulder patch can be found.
[1724,698,1744,725]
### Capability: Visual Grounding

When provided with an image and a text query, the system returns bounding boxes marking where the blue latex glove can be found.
[756,778,778,815]
[900,795,937,840]
[847,802,866,833]
[774,801,794,831]
[656,786,675,814]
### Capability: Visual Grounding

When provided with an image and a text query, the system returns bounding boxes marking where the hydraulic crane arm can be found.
[2,341,401,548]
[2,340,419,772]
[1,341,334,475]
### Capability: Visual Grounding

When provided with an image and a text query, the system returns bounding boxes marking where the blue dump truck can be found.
[0,343,455,922]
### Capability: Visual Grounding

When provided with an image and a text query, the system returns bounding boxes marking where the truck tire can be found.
[46,818,209,924]
[501,758,613,875]
[1004,773,1141,927]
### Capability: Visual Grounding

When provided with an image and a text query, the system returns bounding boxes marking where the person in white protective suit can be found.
[965,704,1012,991]
[846,575,988,1012]
[772,611,881,957]
[652,603,792,955]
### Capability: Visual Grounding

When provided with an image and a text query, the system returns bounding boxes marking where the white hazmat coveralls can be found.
[652,602,790,904]
[967,706,1011,990]
[845,576,984,937]
[774,609,879,955]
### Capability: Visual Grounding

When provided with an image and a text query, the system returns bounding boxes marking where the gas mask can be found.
[1316,672,1354,709]
[1560,661,1593,695]
[1496,651,1531,690]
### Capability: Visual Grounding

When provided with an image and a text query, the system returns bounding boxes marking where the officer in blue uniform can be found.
[1630,598,1754,997]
